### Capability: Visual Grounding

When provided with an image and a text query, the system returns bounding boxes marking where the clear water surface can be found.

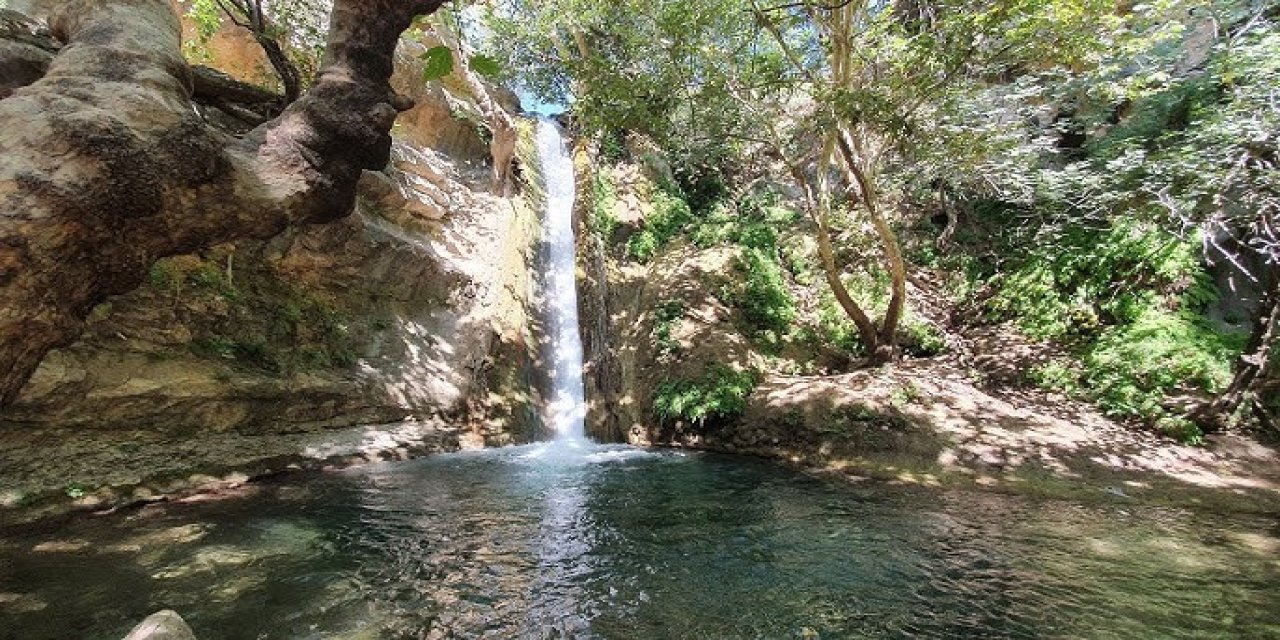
[1,442,1277,640]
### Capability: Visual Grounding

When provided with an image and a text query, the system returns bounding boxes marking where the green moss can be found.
[182,256,360,376]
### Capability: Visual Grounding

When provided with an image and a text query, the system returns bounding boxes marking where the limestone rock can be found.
[0,23,545,511]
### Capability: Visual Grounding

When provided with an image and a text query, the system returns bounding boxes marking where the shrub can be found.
[1156,416,1204,446]
[688,201,736,248]
[1028,358,1085,396]
[149,261,180,289]
[818,290,865,356]
[900,319,948,357]
[736,222,779,250]
[732,248,796,336]
[985,220,1203,340]
[591,172,619,241]
[670,153,731,214]
[1083,307,1243,434]
[626,233,661,262]
[626,188,693,262]
[653,365,760,426]
[599,129,627,163]
[652,299,686,357]
[687,195,799,252]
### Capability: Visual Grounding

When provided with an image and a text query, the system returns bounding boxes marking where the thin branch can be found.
[214,0,250,28]
[756,0,859,13]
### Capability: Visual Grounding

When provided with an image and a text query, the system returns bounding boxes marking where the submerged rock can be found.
[122,610,197,640]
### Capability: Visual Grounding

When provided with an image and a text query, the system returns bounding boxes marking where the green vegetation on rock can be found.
[729,247,796,338]
[626,186,694,262]
[150,254,365,376]
[653,366,760,426]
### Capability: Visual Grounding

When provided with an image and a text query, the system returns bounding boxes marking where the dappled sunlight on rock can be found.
[112,525,211,553]
[149,521,329,581]
[655,359,1280,508]
[151,546,256,579]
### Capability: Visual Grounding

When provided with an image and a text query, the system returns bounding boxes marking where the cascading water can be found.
[536,117,587,441]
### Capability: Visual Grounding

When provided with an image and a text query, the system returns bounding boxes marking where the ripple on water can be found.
[0,446,1278,639]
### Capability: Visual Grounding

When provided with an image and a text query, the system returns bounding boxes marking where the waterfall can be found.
[536,118,587,441]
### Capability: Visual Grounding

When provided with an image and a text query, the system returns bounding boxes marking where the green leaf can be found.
[468,53,502,79]
[421,45,454,82]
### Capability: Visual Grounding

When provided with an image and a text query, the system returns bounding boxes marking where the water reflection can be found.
[1,447,1277,639]
[528,466,593,635]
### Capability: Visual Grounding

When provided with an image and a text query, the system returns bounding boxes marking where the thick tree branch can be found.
[1,11,284,112]
[0,0,447,407]
[191,64,281,105]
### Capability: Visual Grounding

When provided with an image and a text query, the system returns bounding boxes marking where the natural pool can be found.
[1,442,1278,639]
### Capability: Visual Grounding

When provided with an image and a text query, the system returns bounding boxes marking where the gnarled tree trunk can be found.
[0,0,447,407]
[1192,271,1279,432]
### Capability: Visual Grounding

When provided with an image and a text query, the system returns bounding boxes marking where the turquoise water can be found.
[1,443,1277,639]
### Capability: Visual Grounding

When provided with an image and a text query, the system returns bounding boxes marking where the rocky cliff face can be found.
[2,136,543,443]
[576,159,755,444]
[0,20,544,511]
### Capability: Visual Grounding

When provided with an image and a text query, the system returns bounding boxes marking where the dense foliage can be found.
[489,0,1277,439]
[653,365,761,426]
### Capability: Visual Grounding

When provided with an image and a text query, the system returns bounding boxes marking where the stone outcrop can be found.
[0,15,542,513]
[1,135,543,442]
[577,160,745,442]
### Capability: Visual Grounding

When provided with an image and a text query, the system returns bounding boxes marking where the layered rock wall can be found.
[0,14,543,511]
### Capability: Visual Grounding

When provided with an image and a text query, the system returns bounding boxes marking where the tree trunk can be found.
[0,0,445,408]
[815,214,880,357]
[810,130,882,361]
[256,35,302,104]
[837,131,907,362]
[1192,270,1280,432]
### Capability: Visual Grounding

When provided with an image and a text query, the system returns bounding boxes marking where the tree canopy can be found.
[482,0,1278,435]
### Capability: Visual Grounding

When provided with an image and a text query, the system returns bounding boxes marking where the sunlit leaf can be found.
[421,45,454,81]
[468,54,502,79]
